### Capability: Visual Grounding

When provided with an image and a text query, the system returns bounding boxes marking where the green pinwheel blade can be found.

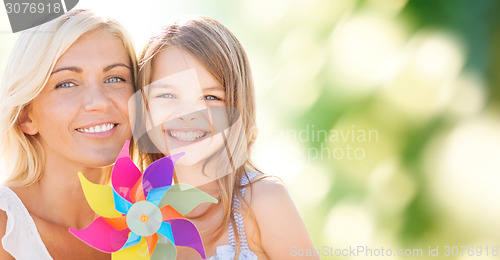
[158,183,218,215]
[151,234,176,260]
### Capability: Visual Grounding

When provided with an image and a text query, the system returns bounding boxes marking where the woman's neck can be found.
[14,154,109,230]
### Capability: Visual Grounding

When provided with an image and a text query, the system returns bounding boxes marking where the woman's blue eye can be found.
[55,82,76,89]
[105,77,124,83]
[203,95,221,101]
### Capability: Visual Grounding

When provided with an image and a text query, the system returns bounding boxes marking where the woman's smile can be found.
[76,122,119,137]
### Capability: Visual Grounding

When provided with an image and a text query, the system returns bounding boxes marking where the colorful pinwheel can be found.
[69,140,218,259]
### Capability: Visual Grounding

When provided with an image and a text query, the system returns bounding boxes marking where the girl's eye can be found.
[104,77,124,84]
[158,93,175,99]
[203,95,222,101]
[55,82,76,89]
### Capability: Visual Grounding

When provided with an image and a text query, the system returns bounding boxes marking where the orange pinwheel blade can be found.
[130,177,146,203]
[145,233,158,256]
[103,216,128,230]
[160,205,186,221]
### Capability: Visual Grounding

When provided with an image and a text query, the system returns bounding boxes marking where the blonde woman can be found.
[135,16,318,259]
[0,10,137,259]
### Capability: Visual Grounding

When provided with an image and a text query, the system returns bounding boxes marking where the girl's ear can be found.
[18,107,38,135]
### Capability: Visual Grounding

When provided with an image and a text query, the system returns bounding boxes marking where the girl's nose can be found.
[174,99,207,122]
[176,108,206,122]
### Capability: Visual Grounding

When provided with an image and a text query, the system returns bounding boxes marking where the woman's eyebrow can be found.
[51,66,82,75]
[50,63,131,76]
[103,63,131,72]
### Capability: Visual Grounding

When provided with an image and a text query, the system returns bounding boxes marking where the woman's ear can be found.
[18,107,38,135]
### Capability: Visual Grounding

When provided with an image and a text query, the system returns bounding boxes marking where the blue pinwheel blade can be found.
[146,186,171,206]
[157,221,175,244]
[113,189,133,214]
[121,231,142,250]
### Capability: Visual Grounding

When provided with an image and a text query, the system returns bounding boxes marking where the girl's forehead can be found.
[150,61,222,92]
[148,68,205,94]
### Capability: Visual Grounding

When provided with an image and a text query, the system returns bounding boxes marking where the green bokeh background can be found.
[1,0,499,259]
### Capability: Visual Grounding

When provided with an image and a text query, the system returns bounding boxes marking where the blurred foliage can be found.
[243,0,500,259]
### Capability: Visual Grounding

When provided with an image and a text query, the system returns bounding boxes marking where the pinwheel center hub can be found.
[126,201,162,237]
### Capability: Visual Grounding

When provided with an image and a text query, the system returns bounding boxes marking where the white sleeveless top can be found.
[0,187,52,259]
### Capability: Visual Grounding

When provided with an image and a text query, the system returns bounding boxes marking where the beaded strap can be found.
[228,172,260,249]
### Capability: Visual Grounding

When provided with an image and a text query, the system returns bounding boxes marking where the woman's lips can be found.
[76,123,118,137]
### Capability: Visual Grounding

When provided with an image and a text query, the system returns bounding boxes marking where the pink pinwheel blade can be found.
[165,218,205,259]
[142,153,183,197]
[69,217,130,253]
[111,141,142,202]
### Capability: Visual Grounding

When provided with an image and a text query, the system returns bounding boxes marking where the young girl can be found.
[135,16,318,259]
[0,10,137,259]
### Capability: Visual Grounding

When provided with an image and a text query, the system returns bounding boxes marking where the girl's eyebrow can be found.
[50,63,130,75]
[149,84,175,89]
[203,85,224,91]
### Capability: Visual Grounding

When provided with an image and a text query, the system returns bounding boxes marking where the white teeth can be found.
[77,123,115,133]
[169,130,207,141]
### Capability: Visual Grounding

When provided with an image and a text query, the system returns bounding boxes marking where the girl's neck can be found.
[173,159,222,189]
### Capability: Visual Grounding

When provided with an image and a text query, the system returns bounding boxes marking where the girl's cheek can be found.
[149,108,173,127]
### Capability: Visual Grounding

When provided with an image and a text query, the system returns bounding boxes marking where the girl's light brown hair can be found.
[137,16,265,256]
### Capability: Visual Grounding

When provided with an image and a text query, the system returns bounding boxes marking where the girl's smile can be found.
[165,128,210,143]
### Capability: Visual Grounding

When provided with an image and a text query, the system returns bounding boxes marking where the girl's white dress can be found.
[206,171,259,260]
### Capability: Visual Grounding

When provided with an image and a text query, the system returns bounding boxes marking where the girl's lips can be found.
[164,129,211,146]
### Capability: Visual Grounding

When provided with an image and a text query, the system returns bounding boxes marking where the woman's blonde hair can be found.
[137,16,264,256]
[0,9,138,187]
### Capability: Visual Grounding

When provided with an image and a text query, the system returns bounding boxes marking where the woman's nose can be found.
[83,82,112,112]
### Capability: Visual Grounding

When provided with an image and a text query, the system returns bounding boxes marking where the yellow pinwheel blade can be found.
[78,172,122,218]
[112,238,150,260]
